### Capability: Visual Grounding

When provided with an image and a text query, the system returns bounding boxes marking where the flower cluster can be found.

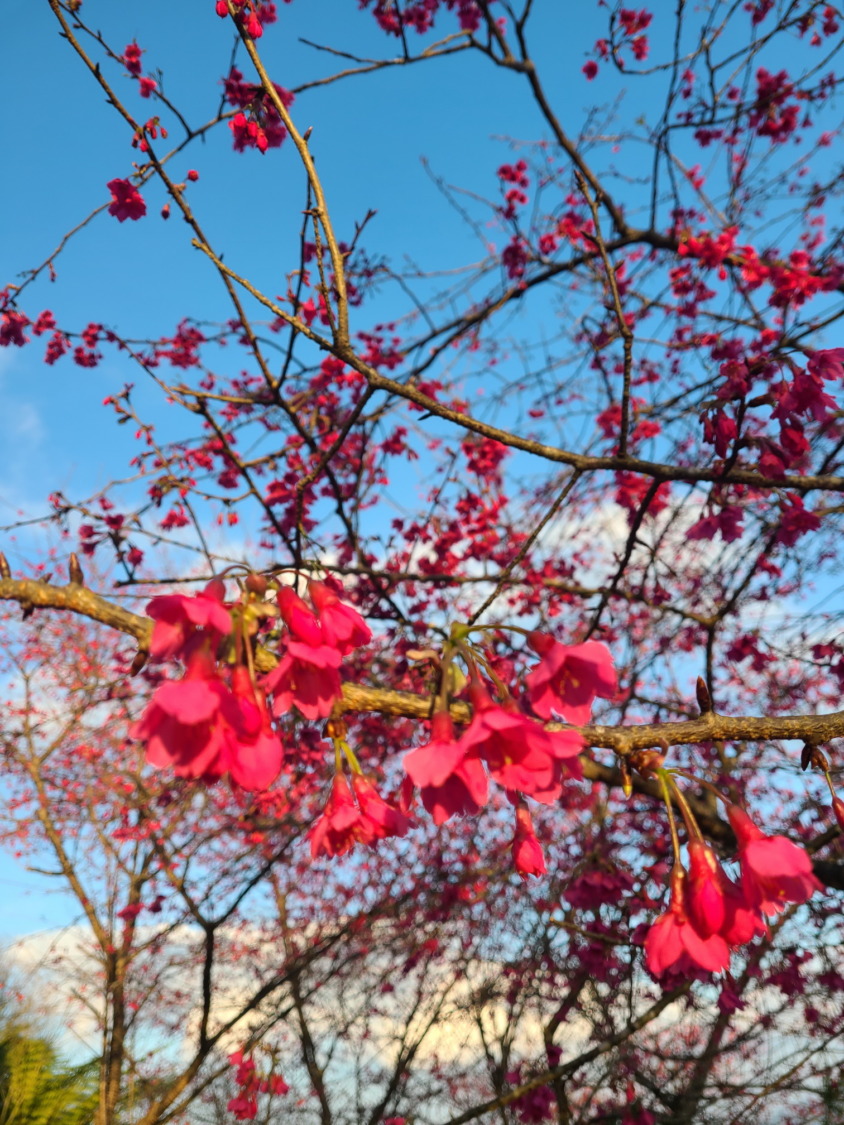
[403,634,616,875]
[222,65,294,154]
[133,580,283,788]
[226,1051,288,1122]
[308,772,412,859]
[133,577,372,791]
[263,580,371,720]
[645,808,822,980]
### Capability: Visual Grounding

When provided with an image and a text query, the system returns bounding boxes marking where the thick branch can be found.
[3,578,844,752]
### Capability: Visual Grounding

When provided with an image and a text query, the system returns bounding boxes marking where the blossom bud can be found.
[68,552,85,586]
[696,676,713,714]
[620,759,633,798]
[832,796,844,833]
[0,553,10,579]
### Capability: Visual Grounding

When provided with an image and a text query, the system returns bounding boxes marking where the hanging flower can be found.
[645,866,731,979]
[727,806,822,915]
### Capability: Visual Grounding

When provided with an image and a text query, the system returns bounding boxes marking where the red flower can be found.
[645,867,731,979]
[511,805,547,879]
[727,806,822,915]
[123,41,142,76]
[263,639,342,719]
[403,712,488,825]
[686,841,767,945]
[146,579,232,661]
[308,580,372,654]
[226,667,284,790]
[686,841,728,937]
[525,634,617,724]
[106,178,147,222]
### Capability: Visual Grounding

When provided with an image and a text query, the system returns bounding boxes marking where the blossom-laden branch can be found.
[1,569,842,889]
[4,573,844,751]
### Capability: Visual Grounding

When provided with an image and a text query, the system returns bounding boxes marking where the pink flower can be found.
[308,580,372,654]
[727,806,822,915]
[135,656,282,789]
[461,683,583,801]
[686,841,728,937]
[147,579,232,661]
[525,634,617,724]
[686,841,767,945]
[226,667,284,790]
[107,178,146,222]
[351,774,412,841]
[133,651,236,781]
[645,867,731,979]
[308,774,370,858]
[403,712,488,825]
[511,805,546,879]
[123,42,142,76]
[277,585,323,645]
[263,639,342,719]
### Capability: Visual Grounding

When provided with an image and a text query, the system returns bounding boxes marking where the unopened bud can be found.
[695,676,713,715]
[833,796,844,834]
[39,572,53,585]
[130,649,149,676]
[0,553,9,580]
[801,742,814,772]
[68,552,84,586]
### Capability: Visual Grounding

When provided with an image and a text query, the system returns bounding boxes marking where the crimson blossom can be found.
[106,177,146,222]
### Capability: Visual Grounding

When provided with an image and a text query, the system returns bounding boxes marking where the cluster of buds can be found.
[215,1,278,40]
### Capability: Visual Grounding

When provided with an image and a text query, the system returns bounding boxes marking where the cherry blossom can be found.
[645,867,731,979]
[106,178,146,222]
[403,712,489,825]
[727,806,823,915]
[525,634,617,724]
